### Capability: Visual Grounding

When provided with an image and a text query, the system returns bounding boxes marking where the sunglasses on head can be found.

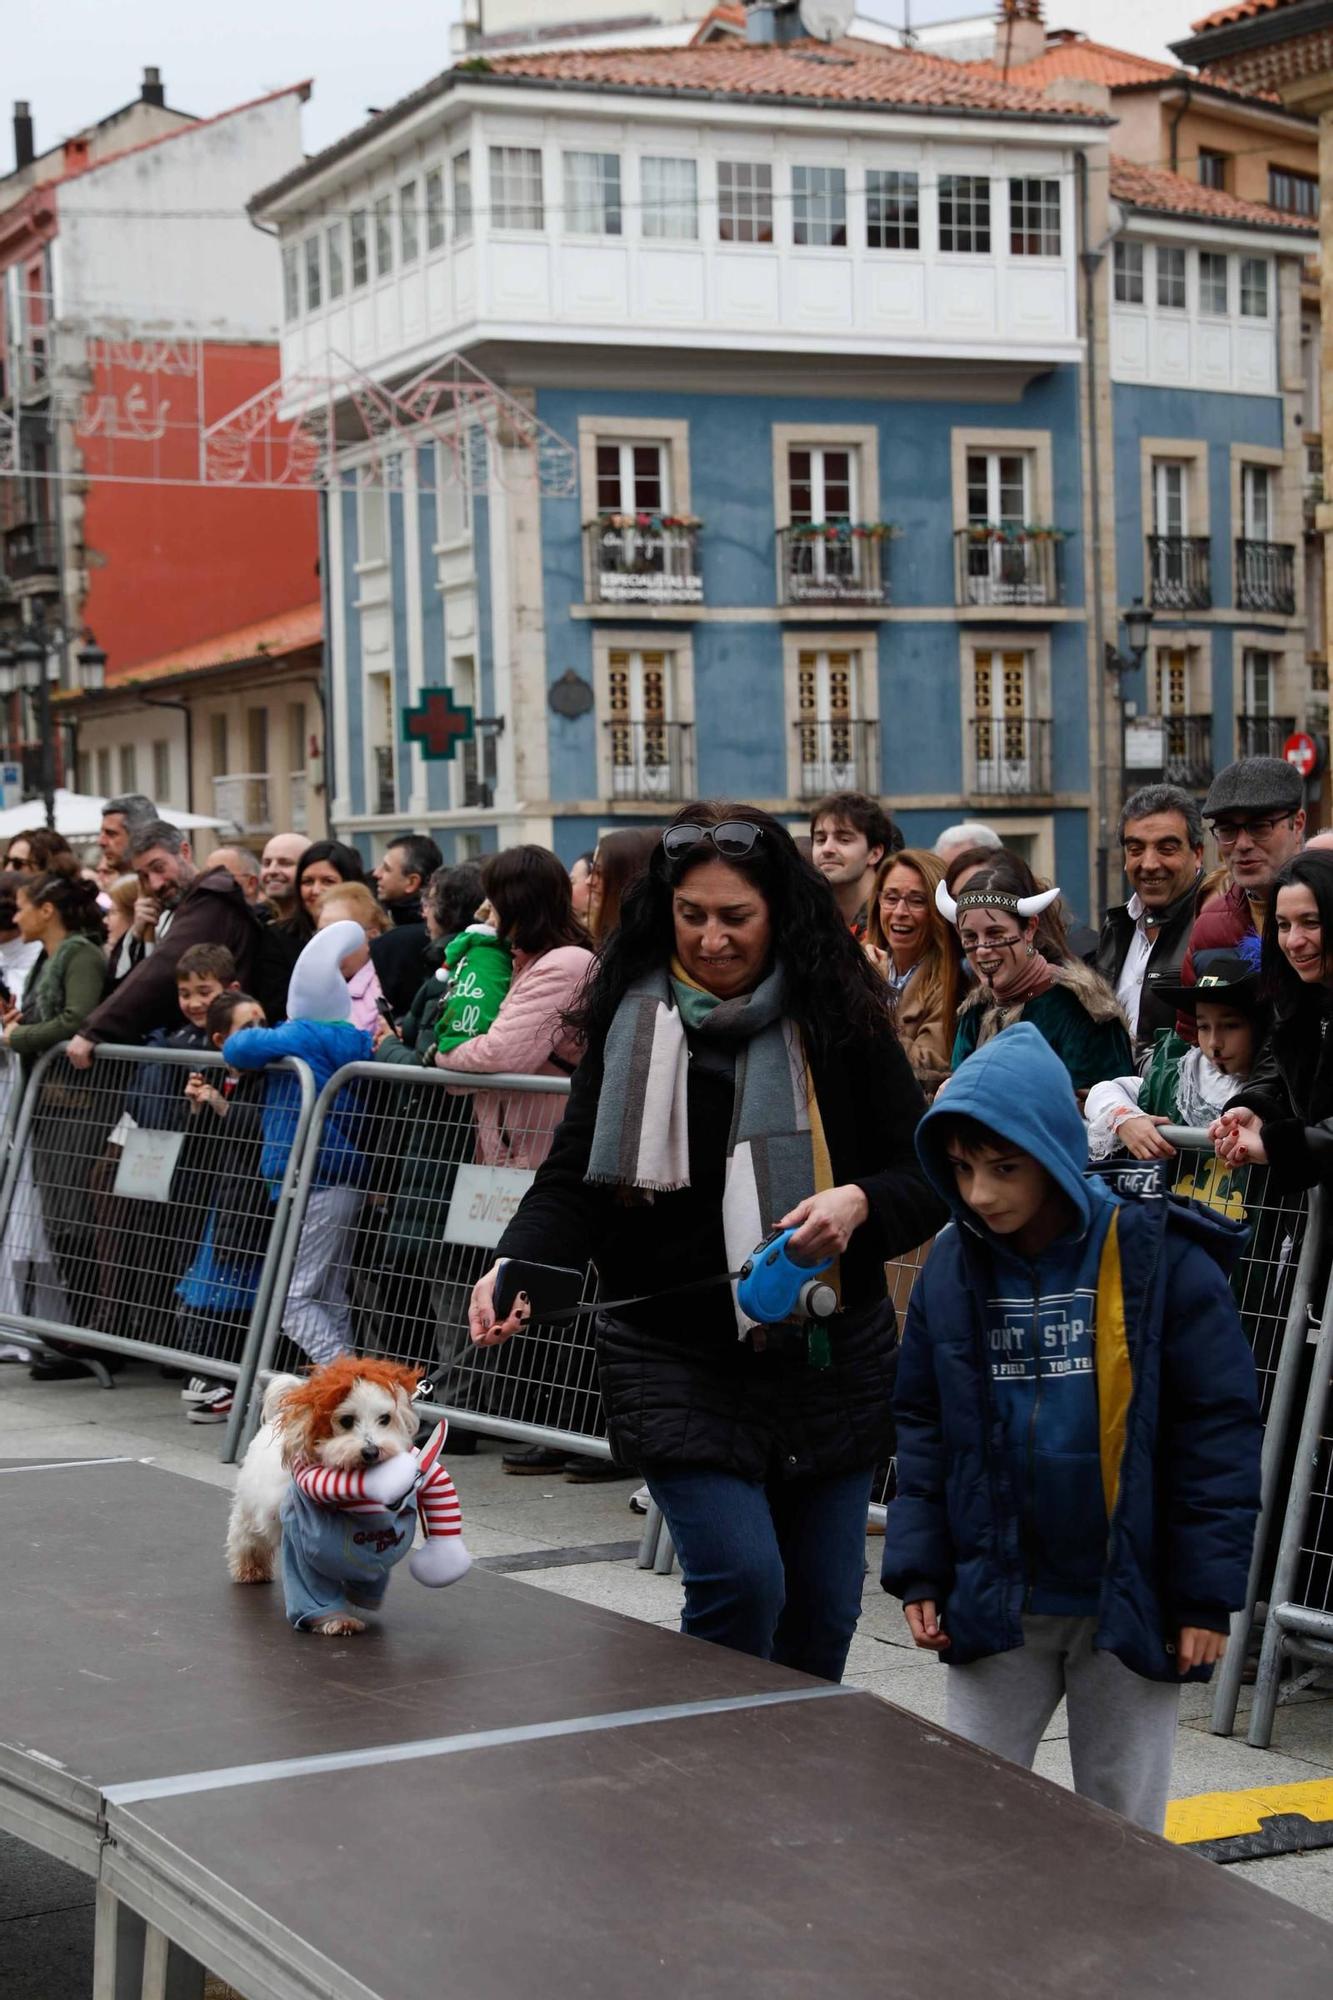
[662,821,764,862]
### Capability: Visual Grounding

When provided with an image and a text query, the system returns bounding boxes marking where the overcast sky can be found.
[13,0,1197,170]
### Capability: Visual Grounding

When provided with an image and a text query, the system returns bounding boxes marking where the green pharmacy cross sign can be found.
[402,687,475,760]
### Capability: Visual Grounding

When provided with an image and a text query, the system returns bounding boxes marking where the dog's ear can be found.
[391,1381,419,1442]
[274,1383,315,1468]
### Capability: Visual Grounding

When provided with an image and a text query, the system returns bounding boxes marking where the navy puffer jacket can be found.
[882,1023,1262,1684]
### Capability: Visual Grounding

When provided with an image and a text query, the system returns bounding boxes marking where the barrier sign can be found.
[112,1127,185,1203]
[445,1163,536,1249]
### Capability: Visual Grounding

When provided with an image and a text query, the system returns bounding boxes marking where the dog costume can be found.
[280,1421,470,1629]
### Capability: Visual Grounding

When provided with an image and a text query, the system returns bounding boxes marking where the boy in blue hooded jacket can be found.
[882,1021,1261,1831]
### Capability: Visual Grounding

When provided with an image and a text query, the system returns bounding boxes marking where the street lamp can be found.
[13,607,64,831]
[75,637,107,694]
[1105,599,1156,787]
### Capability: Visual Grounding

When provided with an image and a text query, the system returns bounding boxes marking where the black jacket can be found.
[1095,872,1203,1048]
[496,1022,946,1480]
[84,870,258,1046]
[370,898,430,1016]
[1233,993,1333,1190]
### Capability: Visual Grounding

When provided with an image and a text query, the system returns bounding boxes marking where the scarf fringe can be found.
[583,1170,688,1196]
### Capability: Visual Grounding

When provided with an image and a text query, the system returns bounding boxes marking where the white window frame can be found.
[1156,245,1187,311]
[1240,257,1271,317]
[489,146,544,232]
[1008,178,1061,258]
[972,646,1035,792]
[781,633,879,802]
[373,193,394,278]
[424,167,445,252]
[349,209,369,288]
[1114,240,1144,305]
[303,235,321,312]
[938,175,991,255]
[592,629,696,802]
[563,151,622,238]
[717,161,774,245]
[452,151,473,241]
[1199,251,1229,317]
[326,220,345,299]
[1242,463,1274,542]
[1242,646,1275,717]
[281,242,299,322]
[642,156,698,241]
[792,165,847,249]
[866,169,919,252]
[399,178,419,263]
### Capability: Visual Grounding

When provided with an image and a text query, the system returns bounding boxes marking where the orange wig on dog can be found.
[276,1357,422,1461]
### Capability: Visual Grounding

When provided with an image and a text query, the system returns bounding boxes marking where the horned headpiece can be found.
[934,879,1062,928]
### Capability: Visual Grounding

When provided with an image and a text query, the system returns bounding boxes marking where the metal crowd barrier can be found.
[1248,1185,1333,1746]
[225,1063,603,1465]
[0,1044,316,1401]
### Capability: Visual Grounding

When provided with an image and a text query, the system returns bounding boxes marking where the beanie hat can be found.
[1203,756,1303,818]
[287,920,364,1022]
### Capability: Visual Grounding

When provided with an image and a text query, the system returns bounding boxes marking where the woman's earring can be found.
[1026,943,1036,958]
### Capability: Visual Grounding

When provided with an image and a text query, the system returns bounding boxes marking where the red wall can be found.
[78,341,319,675]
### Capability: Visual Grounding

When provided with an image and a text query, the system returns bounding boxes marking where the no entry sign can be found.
[1284,730,1321,780]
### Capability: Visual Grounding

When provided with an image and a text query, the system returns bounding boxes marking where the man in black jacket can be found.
[1096,783,1204,1052]
[370,833,443,1015]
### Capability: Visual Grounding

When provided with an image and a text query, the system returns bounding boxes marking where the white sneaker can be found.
[629,1484,650,1516]
[180,1375,214,1404]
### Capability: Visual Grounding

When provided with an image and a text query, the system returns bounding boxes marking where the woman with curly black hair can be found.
[468,802,944,1681]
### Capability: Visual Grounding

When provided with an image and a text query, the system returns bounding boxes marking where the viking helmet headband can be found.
[935,879,1062,927]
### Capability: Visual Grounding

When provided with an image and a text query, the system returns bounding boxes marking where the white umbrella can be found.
[0,790,223,843]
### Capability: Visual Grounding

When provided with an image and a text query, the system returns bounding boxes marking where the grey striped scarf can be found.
[586,963,817,1328]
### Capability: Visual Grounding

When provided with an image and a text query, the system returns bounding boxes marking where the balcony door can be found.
[1151,461,1189,598]
[973,648,1032,792]
[965,451,1033,603]
[594,441,676,597]
[788,447,857,593]
[1154,646,1202,785]
[609,648,674,800]
[797,649,861,796]
[1242,647,1272,720]
[1242,464,1274,542]
[597,441,668,519]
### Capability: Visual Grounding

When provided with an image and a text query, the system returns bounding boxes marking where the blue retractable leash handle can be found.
[736,1227,837,1326]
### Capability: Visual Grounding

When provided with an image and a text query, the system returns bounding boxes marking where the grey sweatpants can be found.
[945,1614,1181,1832]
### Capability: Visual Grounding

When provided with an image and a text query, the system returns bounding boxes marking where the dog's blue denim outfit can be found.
[280,1482,416,1629]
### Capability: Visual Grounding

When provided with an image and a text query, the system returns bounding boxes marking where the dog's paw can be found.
[360,1450,419,1507]
[310,1614,367,1636]
[410,1536,472,1588]
[229,1554,274,1585]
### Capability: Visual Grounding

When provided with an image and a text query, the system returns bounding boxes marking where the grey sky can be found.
[14,0,1193,171]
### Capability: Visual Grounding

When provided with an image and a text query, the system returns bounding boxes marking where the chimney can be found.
[995,0,1046,71]
[13,101,34,171]
[141,66,165,108]
[745,0,803,43]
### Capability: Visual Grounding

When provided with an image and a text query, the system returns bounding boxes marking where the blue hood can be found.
[916,1022,1099,1235]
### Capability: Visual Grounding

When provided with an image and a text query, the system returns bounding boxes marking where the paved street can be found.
[1,1354,1329,1999]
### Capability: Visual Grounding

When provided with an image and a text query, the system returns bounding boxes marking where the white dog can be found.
[226,1359,469,1634]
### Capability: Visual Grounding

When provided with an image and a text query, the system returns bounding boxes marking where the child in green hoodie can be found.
[435,922,512,1055]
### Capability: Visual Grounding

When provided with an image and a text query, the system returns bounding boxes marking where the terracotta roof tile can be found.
[479,41,1110,117]
[106,603,322,688]
[1191,0,1294,30]
[1110,153,1318,233]
[969,38,1175,89]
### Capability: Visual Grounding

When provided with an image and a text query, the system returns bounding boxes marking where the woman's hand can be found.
[779,1184,870,1263]
[1212,1106,1267,1168]
[468,1263,531,1347]
[1115,1113,1176,1162]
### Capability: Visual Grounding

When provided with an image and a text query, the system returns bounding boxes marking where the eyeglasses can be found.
[1209,813,1296,848]
[880,891,929,912]
[662,821,764,861]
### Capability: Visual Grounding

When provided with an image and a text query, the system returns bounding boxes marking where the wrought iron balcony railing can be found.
[792,718,879,803]
[955,527,1064,609]
[968,715,1053,797]
[3,521,60,582]
[1235,540,1296,616]
[1147,536,1212,610]
[604,719,694,802]
[1128,714,1214,791]
[584,520,703,606]
[776,525,889,607]
[1235,714,1296,761]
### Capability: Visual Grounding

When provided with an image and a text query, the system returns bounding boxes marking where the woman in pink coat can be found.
[434,847,593,1168]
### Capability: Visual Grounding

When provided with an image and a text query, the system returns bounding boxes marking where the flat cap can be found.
[1203,755,1303,818]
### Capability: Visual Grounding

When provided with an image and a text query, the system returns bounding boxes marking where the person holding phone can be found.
[468,803,944,1682]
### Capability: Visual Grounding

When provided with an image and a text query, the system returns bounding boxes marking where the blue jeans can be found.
[645,1462,875,1683]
